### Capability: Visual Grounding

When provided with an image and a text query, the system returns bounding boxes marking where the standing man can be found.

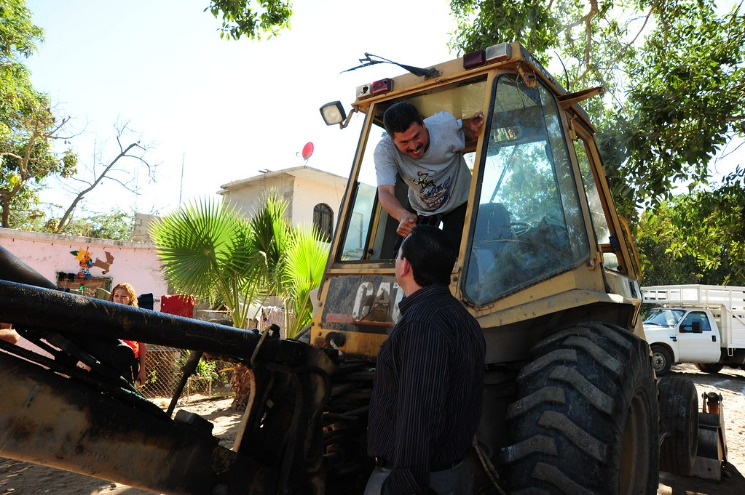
[375,101,484,244]
[366,225,486,495]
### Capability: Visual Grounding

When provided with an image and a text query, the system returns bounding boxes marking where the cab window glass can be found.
[464,75,589,304]
[680,312,711,332]
[574,138,619,270]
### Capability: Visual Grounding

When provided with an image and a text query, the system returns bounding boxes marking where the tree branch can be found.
[55,139,146,232]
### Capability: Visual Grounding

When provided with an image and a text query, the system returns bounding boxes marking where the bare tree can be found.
[53,122,156,233]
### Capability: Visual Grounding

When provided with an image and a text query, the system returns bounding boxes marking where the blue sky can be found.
[26,0,457,216]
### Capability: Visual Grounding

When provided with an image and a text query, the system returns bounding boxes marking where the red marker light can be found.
[371,78,393,95]
[463,50,486,69]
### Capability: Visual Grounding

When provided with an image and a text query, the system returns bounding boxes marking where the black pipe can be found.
[0,280,273,360]
[0,245,57,289]
[167,350,204,417]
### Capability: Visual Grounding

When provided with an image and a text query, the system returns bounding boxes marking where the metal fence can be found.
[136,307,287,407]
[139,344,235,406]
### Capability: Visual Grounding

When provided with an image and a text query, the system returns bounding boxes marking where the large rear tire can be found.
[658,377,698,476]
[500,322,659,494]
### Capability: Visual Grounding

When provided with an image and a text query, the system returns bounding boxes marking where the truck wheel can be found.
[658,377,698,476]
[500,322,659,494]
[650,345,672,377]
[695,363,723,374]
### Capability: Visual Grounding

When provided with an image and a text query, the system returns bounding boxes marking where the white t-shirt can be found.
[374,112,471,216]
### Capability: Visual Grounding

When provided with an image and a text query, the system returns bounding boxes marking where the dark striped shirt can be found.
[367,284,485,494]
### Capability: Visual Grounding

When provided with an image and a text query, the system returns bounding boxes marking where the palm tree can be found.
[150,193,329,408]
[150,197,265,330]
[281,225,329,338]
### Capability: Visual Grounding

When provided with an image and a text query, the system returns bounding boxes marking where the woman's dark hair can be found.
[383,101,424,136]
[399,224,456,286]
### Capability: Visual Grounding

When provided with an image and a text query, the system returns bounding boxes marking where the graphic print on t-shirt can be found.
[413,171,451,210]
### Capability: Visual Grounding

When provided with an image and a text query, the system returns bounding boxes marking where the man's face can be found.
[391,121,429,160]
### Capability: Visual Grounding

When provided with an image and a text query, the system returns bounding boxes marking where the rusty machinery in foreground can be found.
[0,43,728,494]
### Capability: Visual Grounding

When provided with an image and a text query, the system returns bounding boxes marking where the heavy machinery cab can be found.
[316,42,643,361]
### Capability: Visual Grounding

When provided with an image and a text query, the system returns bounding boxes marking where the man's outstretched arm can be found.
[378,185,417,237]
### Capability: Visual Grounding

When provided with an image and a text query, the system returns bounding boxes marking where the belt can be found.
[374,457,464,472]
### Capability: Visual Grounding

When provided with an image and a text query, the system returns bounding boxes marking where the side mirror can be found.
[692,320,703,333]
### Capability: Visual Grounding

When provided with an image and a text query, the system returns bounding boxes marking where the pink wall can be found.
[0,229,167,311]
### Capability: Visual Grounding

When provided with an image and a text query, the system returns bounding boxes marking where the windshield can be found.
[462,74,589,305]
[643,308,686,328]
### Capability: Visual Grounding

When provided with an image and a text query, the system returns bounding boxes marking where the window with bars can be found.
[313,203,333,242]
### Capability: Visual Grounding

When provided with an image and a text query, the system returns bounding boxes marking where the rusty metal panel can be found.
[0,351,276,495]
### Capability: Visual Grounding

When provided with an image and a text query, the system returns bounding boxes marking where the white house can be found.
[0,228,168,311]
[218,166,348,240]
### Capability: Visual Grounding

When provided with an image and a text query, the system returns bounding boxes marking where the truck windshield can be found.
[643,308,686,327]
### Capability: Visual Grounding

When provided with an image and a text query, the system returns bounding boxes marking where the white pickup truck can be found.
[642,284,745,376]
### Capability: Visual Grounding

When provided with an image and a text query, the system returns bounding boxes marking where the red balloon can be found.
[301,142,314,160]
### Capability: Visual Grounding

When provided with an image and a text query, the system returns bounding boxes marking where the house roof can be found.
[218,166,348,194]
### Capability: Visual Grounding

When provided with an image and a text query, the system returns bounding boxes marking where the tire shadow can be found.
[658,462,745,495]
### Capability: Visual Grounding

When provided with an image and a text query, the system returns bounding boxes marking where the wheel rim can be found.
[651,352,665,372]
[620,389,653,494]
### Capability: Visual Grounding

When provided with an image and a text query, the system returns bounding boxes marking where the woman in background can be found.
[109,283,148,385]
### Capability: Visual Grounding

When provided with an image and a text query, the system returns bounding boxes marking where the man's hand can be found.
[464,111,485,141]
[378,186,418,237]
[397,213,418,237]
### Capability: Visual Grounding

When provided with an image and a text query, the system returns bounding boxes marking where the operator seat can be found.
[466,202,514,302]
[475,202,513,242]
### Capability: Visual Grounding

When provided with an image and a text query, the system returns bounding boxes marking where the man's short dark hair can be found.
[399,224,456,286]
[383,101,424,136]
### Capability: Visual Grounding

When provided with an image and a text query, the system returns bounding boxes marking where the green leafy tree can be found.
[623,1,745,202]
[450,0,744,207]
[451,0,744,282]
[59,210,135,240]
[636,167,745,285]
[206,0,293,40]
[14,208,135,240]
[281,225,328,338]
[151,197,260,330]
[2,2,152,232]
[636,203,705,285]
[0,0,77,228]
[151,194,328,409]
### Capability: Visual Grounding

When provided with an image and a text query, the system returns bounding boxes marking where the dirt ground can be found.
[1,363,745,494]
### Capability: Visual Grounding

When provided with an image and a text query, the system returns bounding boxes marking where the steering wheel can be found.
[510,221,531,236]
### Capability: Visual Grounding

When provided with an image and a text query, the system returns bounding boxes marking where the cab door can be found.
[676,310,721,363]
